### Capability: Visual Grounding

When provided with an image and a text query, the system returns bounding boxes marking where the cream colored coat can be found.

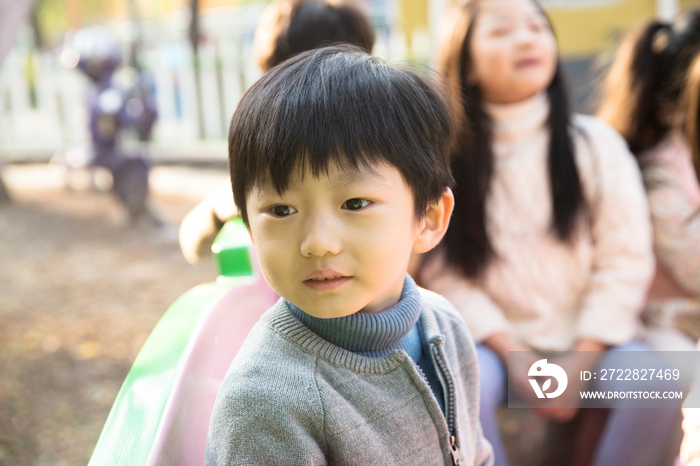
[420,93,654,351]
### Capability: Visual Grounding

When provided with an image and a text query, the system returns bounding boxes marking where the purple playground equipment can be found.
[63,27,158,222]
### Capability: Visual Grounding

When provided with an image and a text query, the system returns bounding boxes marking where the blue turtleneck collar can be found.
[285,274,422,361]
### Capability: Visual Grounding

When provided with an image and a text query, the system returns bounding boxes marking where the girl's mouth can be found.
[515,58,541,68]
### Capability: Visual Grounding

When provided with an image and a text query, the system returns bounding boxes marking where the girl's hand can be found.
[533,339,608,422]
[483,333,541,403]
[484,334,608,421]
[533,406,579,422]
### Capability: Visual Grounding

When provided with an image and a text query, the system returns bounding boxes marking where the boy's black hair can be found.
[229,45,455,227]
[254,0,375,72]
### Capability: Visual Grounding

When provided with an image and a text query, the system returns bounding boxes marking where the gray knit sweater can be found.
[205,287,494,466]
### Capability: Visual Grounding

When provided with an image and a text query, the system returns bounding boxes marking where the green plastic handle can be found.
[212,217,253,279]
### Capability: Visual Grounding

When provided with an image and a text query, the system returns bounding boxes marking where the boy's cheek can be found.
[253,244,288,285]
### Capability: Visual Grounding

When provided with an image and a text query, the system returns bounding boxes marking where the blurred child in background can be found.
[680,40,700,466]
[416,0,677,464]
[178,0,374,263]
[598,10,700,466]
[599,10,700,353]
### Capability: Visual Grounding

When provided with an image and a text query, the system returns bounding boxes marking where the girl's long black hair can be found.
[436,0,584,279]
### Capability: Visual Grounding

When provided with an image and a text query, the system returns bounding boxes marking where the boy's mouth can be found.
[303,269,352,291]
[303,276,352,291]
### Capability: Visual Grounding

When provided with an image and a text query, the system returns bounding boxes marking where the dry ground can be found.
[0,164,679,466]
[0,164,224,466]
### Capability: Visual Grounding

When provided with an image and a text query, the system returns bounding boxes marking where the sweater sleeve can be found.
[476,424,495,466]
[205,335,327,465]
[419,253,511,343]
[643,156,700,295]
[574,118,655,346]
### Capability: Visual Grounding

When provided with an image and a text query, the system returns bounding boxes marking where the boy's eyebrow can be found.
[253,164,393,196]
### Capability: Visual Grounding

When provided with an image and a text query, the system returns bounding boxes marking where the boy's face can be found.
[246,162,423,318]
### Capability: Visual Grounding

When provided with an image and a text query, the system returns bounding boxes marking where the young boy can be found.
[205,45,493,466]
[179,0,374,263]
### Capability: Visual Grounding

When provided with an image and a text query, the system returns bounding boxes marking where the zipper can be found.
[415,364,431,389]
[430,343,463,466]
[451,435,464,465]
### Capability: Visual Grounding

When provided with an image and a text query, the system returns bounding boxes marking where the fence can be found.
[0,1,411,164]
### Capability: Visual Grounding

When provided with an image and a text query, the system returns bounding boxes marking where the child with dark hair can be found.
[179,0,375,263]
[599,10,700,353]
[416,0,673,465]
[205,45,493,466]
[253,0,374,71]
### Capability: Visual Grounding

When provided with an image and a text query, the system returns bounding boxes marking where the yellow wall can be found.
[680,0,700,11]
[399,0,429,50]
[545,0,655,58]
[189,0,700,59]
[547,0,700,58]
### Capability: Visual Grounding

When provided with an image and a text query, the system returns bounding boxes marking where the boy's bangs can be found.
[251,148,383,195]
[250,129,397,196]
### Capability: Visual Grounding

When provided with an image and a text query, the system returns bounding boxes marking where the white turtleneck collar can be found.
[483,91,550,146]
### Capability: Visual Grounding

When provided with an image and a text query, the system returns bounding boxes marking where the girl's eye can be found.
[270,205,297,217]
[342,199,371,211]
[491,27,512,37]
[530,20,548,32]
[530,16,550,31]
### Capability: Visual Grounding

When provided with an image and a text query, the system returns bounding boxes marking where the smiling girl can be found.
[418,0,676,465]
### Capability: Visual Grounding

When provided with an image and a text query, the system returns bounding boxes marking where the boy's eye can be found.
[342,199,371,211]
[270,205,297,217]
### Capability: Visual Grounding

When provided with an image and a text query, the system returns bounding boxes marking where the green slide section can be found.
[87,282,231,466]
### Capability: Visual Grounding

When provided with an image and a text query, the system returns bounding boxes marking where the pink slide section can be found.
[146,271,278,466]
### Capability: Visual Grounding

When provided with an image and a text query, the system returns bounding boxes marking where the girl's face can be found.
[468,0,557,104]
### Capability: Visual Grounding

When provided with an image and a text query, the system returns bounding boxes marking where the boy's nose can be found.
[299,214,343,258]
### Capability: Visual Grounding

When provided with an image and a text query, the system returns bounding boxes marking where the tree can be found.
[189,0,205,139]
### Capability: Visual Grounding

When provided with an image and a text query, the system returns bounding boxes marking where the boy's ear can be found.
[412,188,454,254]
